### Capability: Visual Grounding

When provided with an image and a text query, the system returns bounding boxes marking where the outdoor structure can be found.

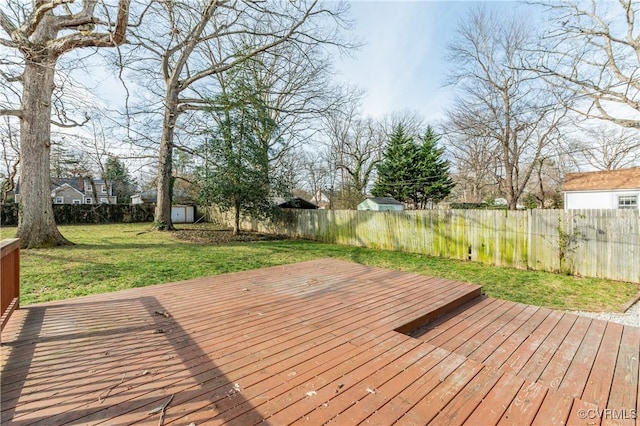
[171,205,196,223]
[131,188,194,205]
[357,197,404,211]
[130,189,196,223]
[276,197,318,209]
[563,167,640,210]
[15,177,116,205]
[2,259,639,425]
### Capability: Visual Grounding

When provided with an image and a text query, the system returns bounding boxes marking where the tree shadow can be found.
[1,295,259,424]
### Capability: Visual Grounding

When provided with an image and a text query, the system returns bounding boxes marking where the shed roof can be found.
[365,197,404,205]
[563,167,640,191]
[276,197,318,209]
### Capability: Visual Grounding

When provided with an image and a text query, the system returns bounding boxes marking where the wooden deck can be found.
[1,259,638,425]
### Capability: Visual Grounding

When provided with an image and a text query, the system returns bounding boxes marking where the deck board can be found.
[2,258,639,425]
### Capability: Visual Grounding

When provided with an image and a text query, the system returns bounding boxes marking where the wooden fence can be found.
[209,208,640,284]
[1,238,20,330]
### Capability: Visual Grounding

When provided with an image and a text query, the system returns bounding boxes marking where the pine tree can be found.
[415,126,455,208]
[103,157,135,204]
[372,125,454,209]
[371,124,418,202]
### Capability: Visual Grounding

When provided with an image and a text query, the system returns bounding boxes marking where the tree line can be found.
[1,1,640,247]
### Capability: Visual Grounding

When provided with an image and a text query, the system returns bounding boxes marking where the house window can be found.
[85,198,93,204]
[54,196,64,204]
[72,199,81,205]
[618,195,638,209]
[87,185,92,192]
[99,197,108,204]
[101,185,107,193]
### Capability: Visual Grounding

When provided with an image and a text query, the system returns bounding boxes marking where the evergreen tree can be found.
[371,124,418,202]
[414,126,455,208]
[197,77,284,235]
[102,157,135,204]
[372,125,454,208]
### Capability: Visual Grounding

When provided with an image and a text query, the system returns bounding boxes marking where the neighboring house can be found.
[563,167,640,210]
[310,190,331,209]
[15,177,117,204]
[357,197,405,211]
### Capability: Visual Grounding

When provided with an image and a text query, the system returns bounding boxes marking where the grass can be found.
[1,223,637,311]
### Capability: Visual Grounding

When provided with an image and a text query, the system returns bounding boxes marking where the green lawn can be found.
[1,223,637,311]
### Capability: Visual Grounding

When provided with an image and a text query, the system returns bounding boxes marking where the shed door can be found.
[172,206,186,223]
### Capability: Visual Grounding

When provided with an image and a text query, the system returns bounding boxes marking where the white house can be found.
[563,168,640,210]
[357,197,404,211]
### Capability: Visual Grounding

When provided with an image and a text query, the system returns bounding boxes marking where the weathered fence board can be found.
[208,208,640,283]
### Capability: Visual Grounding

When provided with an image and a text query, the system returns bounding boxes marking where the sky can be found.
[335,1,528,123]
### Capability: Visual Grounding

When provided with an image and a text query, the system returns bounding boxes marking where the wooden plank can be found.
[497,379,548,425]
[537,315,592,390]
[517,313,577,382]
[464,371,526,425]
[321,346,452,426]
[567,399,602,426]
[424,299,519,351]
[499,309,563,375]
[466,304,541,364]
[362,351,467,425]
[602,326,639,426]
[428,367,503,425]
[414,297,507,342]
[394,359,484,425]
[531,389,574,426]
[299,342,438,425]
[557,318,607,398]
[255,336,422,425]
[451,301,530,358]
[581,322,624,407]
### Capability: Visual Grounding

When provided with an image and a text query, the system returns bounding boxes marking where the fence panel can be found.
[207,207,640,283]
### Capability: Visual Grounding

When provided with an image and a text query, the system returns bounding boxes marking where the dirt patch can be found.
[172,224,289,244]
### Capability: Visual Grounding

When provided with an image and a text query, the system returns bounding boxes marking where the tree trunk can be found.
[16,59,70,248]
[233,200,241,236]
[155,87,179,230]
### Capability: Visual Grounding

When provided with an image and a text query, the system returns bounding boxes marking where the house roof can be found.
[15,177,112,195]
[276,197,318,209]
[363,197,404,205]
[132,188,193,203]
[563,167,640,191]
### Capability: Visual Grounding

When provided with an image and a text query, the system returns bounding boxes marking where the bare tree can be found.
[0,116,20,203]
[324,104,384,208]
[298,149,332,203]
[572,126,640,171]
[0,0,130,247]
[122,0,353,229]
[446,7,568,210]
[536,1,640,129]
[446,131,500,203]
